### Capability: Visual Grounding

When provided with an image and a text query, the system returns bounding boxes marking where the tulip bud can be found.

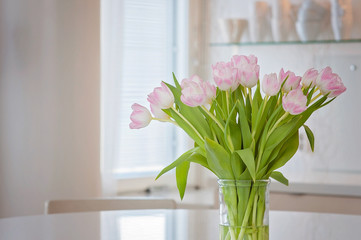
[282,88,307,115]
[203,81,217,105]
[212,61,238,91]
[181,75,216,107]
[147,82,174,109]
[262,73,281,96]
[301,68,318,88]
[150,104,170,119]
[232,55,260,88]
[147,82,174,119]
[129,103,152,129]
[280,69,301,93]
[316,67,346,98]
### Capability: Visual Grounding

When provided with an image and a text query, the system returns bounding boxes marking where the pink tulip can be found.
[212,61,238,91]
[279,68,290,83]
[203,81,217,105]
[181,75,216,107]
[232,55,260,88]
[150,104,170,119]
[129,103,152,129]
[147,82,174,108]
[282,88,307,115]
[280,68,301,93]
[316,67,346,98]
[147,82,174,118]
[232,54,258,66]
[301,68,318,88]
[262,73,281,96]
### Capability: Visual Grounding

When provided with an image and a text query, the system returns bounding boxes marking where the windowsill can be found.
[118,185,217,209]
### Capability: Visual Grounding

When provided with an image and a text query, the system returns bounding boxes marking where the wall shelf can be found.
[210,39,361,47]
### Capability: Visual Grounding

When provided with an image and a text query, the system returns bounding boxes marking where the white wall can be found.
[0,0,101,218]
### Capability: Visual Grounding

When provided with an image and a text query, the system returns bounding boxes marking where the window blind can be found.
[101,0,178,178]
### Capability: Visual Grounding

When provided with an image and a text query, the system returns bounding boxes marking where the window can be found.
[101,0,188,180]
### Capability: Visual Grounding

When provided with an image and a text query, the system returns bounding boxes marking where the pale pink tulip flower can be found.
[262,73,281,96]
[203,81,217,105]
[301,68,318,88]
[129,103,152,129]
[282,88,308,115]
[181,75,206,107]
[232,55,260,88]
[212,61,238,91]
[279,68,290,83]
[150,104,170,119]
[316,67,346,98]
[181,75,216,107]
[232,55,258,66]
[280,69,301,93]
[147,82,174,119]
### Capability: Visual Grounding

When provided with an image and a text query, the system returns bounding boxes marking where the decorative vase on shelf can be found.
[330,0,353,41]
[219,180,270,240]
[218,18,248,43]
[295,0,327,42]
[271,0,291,42]
[248,1,270,42]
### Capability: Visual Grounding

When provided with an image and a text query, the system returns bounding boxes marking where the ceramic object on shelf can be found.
[271,0,291,42]
[218,18,248,43]
[287,4,301,41]
[297,0,327,22]
[330,0,353,41]
[295,0,327,42]
[295,20,322,42]
[249,1,270,42]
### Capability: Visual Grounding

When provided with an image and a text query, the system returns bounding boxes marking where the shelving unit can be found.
[210,39,361,47]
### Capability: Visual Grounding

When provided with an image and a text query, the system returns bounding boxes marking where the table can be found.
[1,209,361,239]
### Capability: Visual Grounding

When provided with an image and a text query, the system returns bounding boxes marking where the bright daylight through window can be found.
[101,0,188,179]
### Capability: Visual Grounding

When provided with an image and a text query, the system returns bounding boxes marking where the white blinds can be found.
[101,0,178,178]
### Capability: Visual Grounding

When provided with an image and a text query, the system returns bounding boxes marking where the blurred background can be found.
[0,0,360,218]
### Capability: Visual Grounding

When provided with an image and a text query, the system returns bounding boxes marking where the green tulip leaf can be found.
[224,104,242,151]
[235,148,256,181]
[176,161,190,200]
[204,138,233,179]
[270,171,289,186]
[230,152,243,179]
[303,124,315,152]
[266,130,299,175]
[156,147,200,180]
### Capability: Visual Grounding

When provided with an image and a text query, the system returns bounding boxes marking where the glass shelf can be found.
[210,39,361,47]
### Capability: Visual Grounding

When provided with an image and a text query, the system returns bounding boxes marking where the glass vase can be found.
[218,179,270,240]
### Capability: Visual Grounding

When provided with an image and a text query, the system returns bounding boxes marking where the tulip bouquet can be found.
[130,55,346,240]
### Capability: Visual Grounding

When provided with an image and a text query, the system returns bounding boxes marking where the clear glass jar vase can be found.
[218,179,270,240]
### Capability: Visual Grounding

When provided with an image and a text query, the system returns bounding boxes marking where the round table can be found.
[1,209,361,239]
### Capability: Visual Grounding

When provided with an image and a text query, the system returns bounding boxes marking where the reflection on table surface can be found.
[1,209,361,240]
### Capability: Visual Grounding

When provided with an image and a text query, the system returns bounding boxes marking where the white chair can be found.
[44,197,177,214]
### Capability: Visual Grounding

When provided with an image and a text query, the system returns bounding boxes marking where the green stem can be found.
[229,228,237,240]
[251,96,268,139]
[310,92,322,104]
[252,192,259,240]
[256,111,289,172]
[201,105,225,132]
[226,91,230,116]
[248,88,252,107]
[267,112,289,138]
[237,184,257,240]
[170,107,203,141]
